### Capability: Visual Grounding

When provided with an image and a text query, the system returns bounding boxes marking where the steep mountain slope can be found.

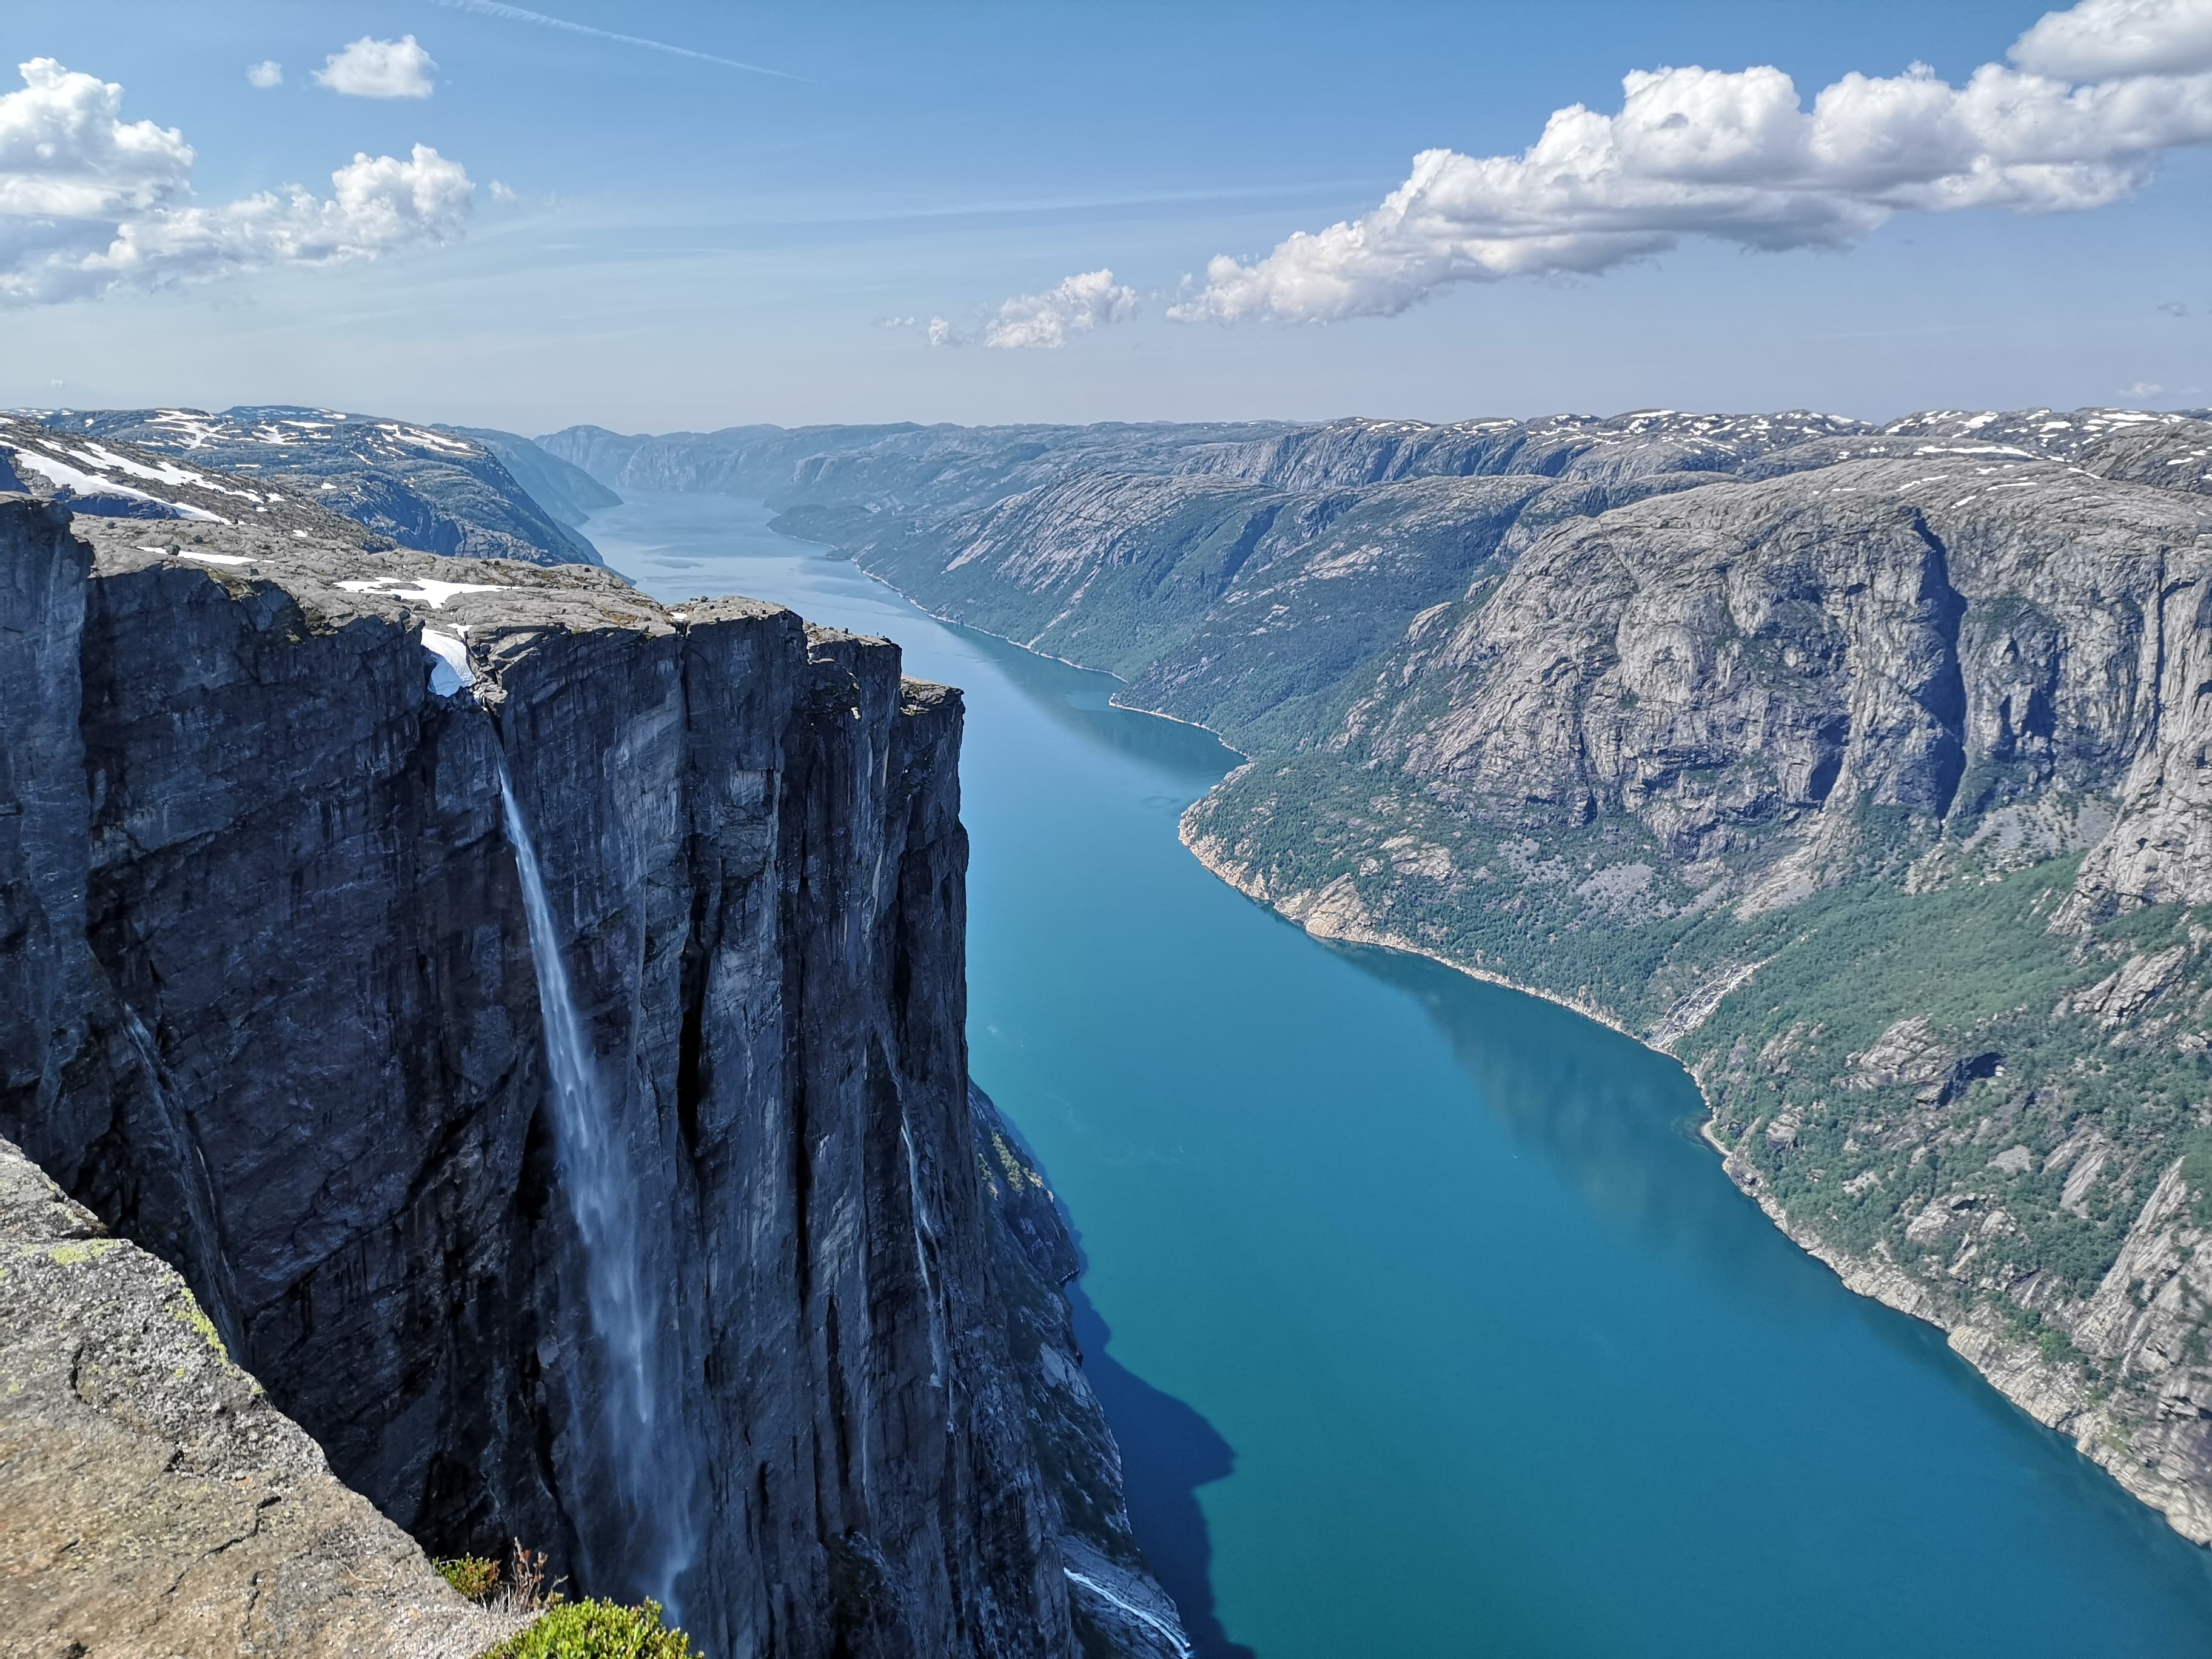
[541,418,1291,512]
[1180,443,2212,1539]
[18,407,603,566]
[549,405,2212,1547]
[443,423,622,529]
[0,495,1184,1658]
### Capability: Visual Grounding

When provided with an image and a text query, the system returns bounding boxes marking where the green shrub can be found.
[482,1599,700,1659]
[437,1555,501,1601]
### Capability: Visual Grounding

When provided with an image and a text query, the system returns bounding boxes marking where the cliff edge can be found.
[0,495,1184,1657]
[0,1131,513,1659]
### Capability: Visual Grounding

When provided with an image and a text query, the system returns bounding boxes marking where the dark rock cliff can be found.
[0,499,1182,1658]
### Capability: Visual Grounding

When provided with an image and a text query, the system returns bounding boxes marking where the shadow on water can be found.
[1331,938,1829,1299]
[988,1088,1252,1659]
[1066,1272,1256,1659]
[948,625,1258,1654]
[1330,935,2212,1579]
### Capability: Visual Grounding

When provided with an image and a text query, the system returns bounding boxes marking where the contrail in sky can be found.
[428,0,811,81]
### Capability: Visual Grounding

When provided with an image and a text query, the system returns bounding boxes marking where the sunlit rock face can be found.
[0,497,1184,1659]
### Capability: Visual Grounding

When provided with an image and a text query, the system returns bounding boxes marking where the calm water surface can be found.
[592,491,2212,1658]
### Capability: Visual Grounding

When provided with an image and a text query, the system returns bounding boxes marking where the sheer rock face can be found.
[0,499,1176,1659]
[1333,458,2212,886]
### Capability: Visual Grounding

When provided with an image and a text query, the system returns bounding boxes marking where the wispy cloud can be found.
[427,0,808,82]
[1164,0,2212,326]
[245,60,283,89]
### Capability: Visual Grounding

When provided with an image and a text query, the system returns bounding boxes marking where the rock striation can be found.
[545,404,2212,1550]
[0,494,1181,1657]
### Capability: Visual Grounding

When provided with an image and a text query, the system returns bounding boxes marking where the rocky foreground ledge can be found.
[0,1132,512,1658]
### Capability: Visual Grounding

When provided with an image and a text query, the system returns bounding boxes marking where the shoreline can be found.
[797,515,2212,1552]
[1176,809,2212,1551]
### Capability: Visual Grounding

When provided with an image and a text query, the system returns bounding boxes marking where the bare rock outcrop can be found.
[0,1133,514,1659]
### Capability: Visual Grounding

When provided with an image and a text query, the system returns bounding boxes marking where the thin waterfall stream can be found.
[495,750,699,1616]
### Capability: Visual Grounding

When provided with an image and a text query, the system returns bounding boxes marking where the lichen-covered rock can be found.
[0,1133,513,1659]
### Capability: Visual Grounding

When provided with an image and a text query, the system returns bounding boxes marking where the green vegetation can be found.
[481,1601,699,1659]
[1197,742,2212,1342]
[436,1554,501,1601]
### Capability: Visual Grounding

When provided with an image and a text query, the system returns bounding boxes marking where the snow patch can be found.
[337,577,508,608]
[4,443,225,521]
[419,628,475,696]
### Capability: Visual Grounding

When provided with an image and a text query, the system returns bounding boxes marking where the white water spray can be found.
[496,754,698,1616]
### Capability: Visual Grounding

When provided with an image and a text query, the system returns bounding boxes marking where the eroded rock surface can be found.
[0,1133,513,1659]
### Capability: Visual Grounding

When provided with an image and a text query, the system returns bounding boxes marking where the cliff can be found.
[0,496,1182,1657]
[545,406,2212,1549]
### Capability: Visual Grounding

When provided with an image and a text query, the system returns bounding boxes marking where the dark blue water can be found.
[593,490,2212,1658]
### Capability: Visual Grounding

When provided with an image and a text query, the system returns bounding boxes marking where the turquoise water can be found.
[591,491,2212,1658]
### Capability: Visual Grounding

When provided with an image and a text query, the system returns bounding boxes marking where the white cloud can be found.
[314,35,437,99]
[926,316,960,347]
[246,61,283,89]
[2123,380,2166,397]
[0,59,474,304]
[1168,0,2212,325]
[489,178,518,203]
[2012,0,2212,79]
[978,268,1138,349]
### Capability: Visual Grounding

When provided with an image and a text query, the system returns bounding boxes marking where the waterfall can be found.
[495,752,699,1617]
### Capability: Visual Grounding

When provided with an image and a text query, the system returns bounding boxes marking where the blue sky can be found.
[4,0,2208,431]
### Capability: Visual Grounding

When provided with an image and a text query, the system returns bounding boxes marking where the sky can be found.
[3,0,2210,433]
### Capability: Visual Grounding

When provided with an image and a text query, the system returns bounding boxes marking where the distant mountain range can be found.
[2,407,606,568]
[541,403,2212,1549]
